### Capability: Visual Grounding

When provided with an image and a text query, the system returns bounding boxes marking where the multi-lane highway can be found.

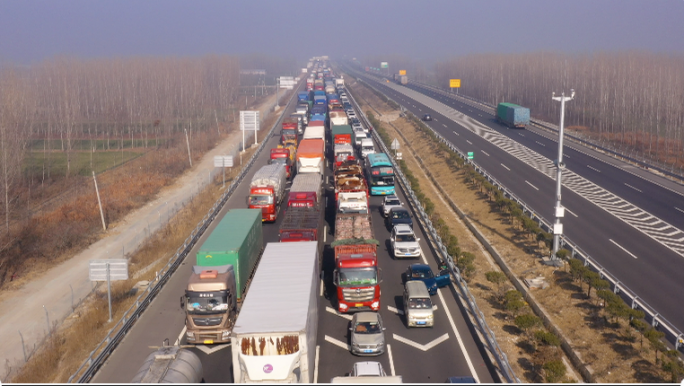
[346,66,684,336]
[91,79,497,383]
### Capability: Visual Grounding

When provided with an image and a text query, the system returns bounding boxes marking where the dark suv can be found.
[385,207,413,230]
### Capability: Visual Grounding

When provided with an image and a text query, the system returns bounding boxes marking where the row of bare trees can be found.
[434,52,684,166]
[0,55,241,242]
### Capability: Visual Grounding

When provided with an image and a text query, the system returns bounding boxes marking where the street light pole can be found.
[551,89,575,260]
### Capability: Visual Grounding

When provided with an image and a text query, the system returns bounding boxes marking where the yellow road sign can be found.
[450,79,461,88]
[399,70,406,75]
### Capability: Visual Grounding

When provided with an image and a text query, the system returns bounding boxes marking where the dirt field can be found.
[349,80,672,383]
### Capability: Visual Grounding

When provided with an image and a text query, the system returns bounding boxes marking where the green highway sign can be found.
[467,152,474,160]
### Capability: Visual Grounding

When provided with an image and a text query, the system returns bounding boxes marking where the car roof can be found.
[394,224,413,233]
[354,361,384,376]
[354,312,380,323]
[410,264,431,272]
[391,207,409,213]
[384,194,399,200]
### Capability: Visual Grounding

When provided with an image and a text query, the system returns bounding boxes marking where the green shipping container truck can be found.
[196,208,263,299]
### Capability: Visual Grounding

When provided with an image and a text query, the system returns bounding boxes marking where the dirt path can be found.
[0,93,285,381]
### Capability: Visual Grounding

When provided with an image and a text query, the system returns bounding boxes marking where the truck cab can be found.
[269,148,292,179]
[182,265,237,344]
[281,118,299,147]
[334,247,381,313]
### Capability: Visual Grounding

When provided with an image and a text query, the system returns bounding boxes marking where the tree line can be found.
[434,52,684,169]
[0,55,242,243]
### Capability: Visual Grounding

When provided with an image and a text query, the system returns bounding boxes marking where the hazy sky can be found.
[1,0,683,65]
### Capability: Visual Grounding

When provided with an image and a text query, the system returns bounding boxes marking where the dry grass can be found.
[349,80,669,383]
[8,97,284,383]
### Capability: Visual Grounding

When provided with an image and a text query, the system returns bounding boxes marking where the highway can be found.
[91,79,497,383]
[346,66,684,335]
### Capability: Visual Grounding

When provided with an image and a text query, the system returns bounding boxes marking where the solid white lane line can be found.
[436,289,479,382]
[325,335,350,350]
[387,306,404,315]
[324,225,327,243]
[624,183,642,193]
[176,325,187,345]
[564,207,579,217]
[452,130,459,136]
[609,239,638,259]
[320,279,324,297]
[676,207,684,214]
[481,150,490,156]
[466,140,472,145]
[535,141,545,147]
[500,164,510,171]
[388,344,396,376]
[587,165,601,173]
[525,181,539,190]
[313,345,320,383]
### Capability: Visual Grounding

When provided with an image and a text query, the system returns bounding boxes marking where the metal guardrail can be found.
[409,81,684,183]
[354,72,684,354]
[345,84,521,383]
[68,90,299,383]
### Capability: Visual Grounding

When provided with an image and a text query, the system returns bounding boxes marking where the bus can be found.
[365,153,395,195]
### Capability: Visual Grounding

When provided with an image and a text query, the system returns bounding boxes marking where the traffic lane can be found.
[364,76,684,331]
[412,84,684,233]
[93,94,298,383]
[372,189,496,383]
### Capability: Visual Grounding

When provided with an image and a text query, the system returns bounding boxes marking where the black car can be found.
[385,207,413,229]
[422,114,432,121]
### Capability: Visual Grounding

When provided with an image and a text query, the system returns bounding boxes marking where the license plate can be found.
[204,339,214,344]
[416,321,426,325]
[355,303,363,307]
[405,253,412,256]
[363,349,374,353]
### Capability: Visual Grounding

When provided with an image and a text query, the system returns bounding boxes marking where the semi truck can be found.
[288,173,322,209]
[333,213,381,313]
[296,138,325,174]
[281,118,299,147]
[496,102,530,129]
[329,110,349,127]
[231,242,320,383]
[332,124,354,145]
[303,125,326,152]
[248,164,287,222]
[269,148,292,179]
[187,209,263,344]
[335,77,344,88]
[334,143,355,168]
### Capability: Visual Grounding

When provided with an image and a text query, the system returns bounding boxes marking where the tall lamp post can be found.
[550,89,575,262]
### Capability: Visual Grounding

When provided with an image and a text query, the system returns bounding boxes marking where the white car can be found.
[347,111,357,120]
[381,195,403,217]
[390,224,421,259]
[350,361,387,377]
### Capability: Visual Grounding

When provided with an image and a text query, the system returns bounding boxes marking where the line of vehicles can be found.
[133,60,456,383]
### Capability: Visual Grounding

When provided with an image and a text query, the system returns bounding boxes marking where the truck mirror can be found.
[180,296,184,309]
[378,268,383,283]
[333,270,339,286]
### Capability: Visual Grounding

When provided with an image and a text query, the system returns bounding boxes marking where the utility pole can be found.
[550,89,575,261]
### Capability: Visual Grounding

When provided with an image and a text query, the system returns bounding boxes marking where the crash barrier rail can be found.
[409,80,684,183]
[352,72,684,355]
[68,88,299,383]
[345,85,520,383]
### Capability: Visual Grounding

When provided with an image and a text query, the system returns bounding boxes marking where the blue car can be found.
[403,264,450,296]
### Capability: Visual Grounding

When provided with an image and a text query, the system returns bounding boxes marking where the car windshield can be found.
[411,269,433,279]
[338,268,377,286]
[249,195,273,205]
[392,210,410,219]
[408,298,432,309]
[385,199,400,206]
[396,234,416,242]
[185,293,228,315]
[354,321,382,334]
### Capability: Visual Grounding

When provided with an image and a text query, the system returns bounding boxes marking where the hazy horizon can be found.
[1,0,683,66]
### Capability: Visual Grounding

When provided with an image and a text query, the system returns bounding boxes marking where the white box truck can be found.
[231,242,320,383]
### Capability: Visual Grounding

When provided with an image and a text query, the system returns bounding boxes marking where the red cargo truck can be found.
[269,148,292,179]
[332,213,381,313]
[288,173,322,208]
[281,118,299,147]
[247,164,287,222]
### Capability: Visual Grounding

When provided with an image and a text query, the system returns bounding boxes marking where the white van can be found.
[403,281,434,327]
[360,138,375,158]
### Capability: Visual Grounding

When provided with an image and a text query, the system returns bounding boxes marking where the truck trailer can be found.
[296,139,325,174]
[496,102,530,129]
[231,242,319,383]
